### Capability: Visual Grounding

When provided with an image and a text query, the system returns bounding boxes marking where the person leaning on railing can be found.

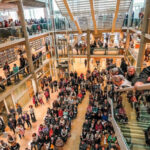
[134,66,150,87]
[13,64,20,83]
[126,66,138,86]
[3,62,11,86]
[19,55,26,75]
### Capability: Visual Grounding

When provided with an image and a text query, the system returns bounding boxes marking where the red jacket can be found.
[58,110,63,117]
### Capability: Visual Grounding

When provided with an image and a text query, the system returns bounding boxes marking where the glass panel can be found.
[12,83,27,102]
[5,95,14,110]
[17,92,30,107]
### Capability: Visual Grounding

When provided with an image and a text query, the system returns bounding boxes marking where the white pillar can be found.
[3,99,9,113]
[32,79,37,95]
[11,94,16,110]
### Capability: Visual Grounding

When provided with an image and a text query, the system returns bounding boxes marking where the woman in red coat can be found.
[33,95,38,107]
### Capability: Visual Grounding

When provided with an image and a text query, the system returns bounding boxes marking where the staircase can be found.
[117,94,150,150]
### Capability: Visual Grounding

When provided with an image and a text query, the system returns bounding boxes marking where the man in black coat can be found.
[0,116,5,132]
[135,66,150,86]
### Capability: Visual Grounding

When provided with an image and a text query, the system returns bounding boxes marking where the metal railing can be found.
[116,83,150,92]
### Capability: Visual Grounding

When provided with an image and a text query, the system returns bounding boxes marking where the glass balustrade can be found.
[0,18,70,44]
[122,18,150,32]
[0,51,50,93]
[112,89,150,150]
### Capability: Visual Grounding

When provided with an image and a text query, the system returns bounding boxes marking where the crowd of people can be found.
[79,69,120,150]
[0,56,150,149]
[75,43,87,55]
[105,58,150,146]
[0,18,47,28]
[30,72,87,149]
[74,39,108,55]
[0,70,87,149]
[0,103,36,150]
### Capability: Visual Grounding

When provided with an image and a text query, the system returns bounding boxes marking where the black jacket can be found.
[136,66,150,83]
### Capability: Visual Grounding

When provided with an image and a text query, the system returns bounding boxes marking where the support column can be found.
[4,99,9,113]
[125,32,130,50]
[87,30,91,70]
[125,0,133,50]
[11,94,16,110]
[49,61,52,76]
[136,0,150,72]
[17,0,39,93]
[48,0,58,64]
[31,79,37,95]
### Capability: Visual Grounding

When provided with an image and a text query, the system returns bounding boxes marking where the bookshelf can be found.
[0,48,17,68]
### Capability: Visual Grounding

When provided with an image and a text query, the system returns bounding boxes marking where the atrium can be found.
[0,0,150,150]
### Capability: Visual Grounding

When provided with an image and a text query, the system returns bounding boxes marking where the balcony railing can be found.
[107,87,130,150]
[0,51,50,92]
[122,18,143,30]
[0,19,71,44]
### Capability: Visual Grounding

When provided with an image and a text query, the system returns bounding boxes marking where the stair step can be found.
[123,132,145,139]
[121,128,144,134]
[138,119,150,124]
[132,143,150,150]
[119,124,148,130]
[140,115,150,118]
[125,137,146,145]
[128,121,150,125]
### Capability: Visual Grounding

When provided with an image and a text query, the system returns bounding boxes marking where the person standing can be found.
[33,95,38,107]
[84,59,87,68]
[31,133,38,150]
[0,116,5,132]
[8,118,16,134]
[16,104,22,115]
[44,89,50,102]
[3,62,11,85]
[29,105,36,123]
[17,115,25,130]
[104,43,108,55]
[13,64,19,82]
[23,113,32,128]
[15,124,25,139]
[38,93,44,105]
[20,55,26,75]
[120,58,128,75]
[50,81,54,93]
[75,43,79,55]
[53,80,58,92]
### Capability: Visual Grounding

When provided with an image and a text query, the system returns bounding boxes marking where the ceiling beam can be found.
[89,0,97,34]
[111,0,120,32]
[62,0,82,34]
